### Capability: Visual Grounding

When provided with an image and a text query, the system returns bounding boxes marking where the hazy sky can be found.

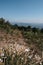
[0,0,43,23]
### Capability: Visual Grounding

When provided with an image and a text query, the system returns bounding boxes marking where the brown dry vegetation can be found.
[0,18,43,65]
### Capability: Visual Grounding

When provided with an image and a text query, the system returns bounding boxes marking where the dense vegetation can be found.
[0,18,43,51]
[0,18,43,65]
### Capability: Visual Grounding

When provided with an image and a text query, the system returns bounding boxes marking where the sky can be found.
[0,0,43,23]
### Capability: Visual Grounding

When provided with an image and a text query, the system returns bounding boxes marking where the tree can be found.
[40,28,43,33]
[27,26,31,31]
[32,27,38,33]
[0,18,5,24]
[13,24,18,29]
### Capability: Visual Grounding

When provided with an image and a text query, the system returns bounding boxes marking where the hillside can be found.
[0,18,43,65]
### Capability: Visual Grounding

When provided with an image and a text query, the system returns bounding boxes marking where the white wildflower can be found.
[25,48,30,52]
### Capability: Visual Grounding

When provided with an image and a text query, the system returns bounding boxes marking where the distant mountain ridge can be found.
[11,22,43,28]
